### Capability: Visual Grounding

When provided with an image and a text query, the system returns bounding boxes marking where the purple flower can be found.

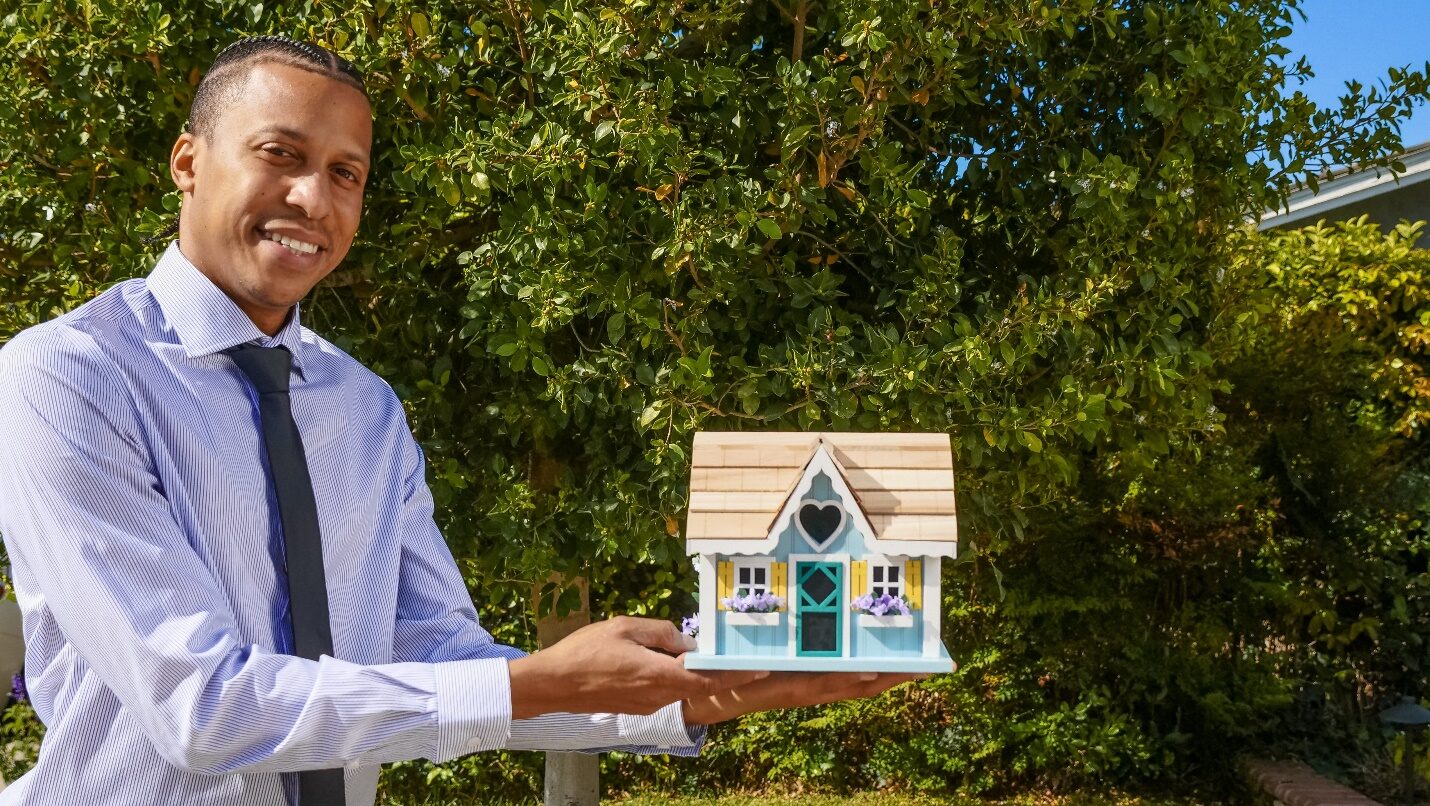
[721,590,784,613]
[681,614,700,638]
[851,592,911,616]
[11,671,26,703]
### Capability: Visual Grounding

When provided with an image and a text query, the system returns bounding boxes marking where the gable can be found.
[768,443,876,553]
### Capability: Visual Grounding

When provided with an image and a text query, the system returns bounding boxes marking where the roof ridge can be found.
[765,438,824,533]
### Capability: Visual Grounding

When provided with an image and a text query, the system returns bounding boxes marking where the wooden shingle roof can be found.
[686,432,957,543]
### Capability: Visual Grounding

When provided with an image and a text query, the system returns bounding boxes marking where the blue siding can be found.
[853,617,922,657]
[717,470,923,660]
[717,612,786,657]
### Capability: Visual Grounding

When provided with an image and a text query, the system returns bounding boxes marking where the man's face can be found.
[170,61,372,334]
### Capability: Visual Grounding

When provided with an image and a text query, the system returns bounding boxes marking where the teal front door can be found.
[795,561,843,657]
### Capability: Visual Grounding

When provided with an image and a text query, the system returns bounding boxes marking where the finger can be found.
[619,616,698,655]
[693,668,770,691]
[802,672,923,704]
[657,667,768,700]
[850,673,924,699]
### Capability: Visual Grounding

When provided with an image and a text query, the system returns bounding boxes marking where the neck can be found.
[173,237,294,337]
[241,305,291,338]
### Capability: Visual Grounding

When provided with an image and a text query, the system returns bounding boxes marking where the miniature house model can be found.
[683,432,957,672]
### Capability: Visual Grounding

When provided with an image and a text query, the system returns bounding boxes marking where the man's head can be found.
[170,36,372,335]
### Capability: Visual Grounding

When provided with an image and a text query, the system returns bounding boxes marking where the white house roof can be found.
[1259,139,1430,231]
[685,432,957,544]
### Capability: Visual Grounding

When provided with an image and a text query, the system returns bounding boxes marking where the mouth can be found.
[256,227,325,257]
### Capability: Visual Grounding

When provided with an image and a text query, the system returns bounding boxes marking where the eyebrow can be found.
[252,126,370,168]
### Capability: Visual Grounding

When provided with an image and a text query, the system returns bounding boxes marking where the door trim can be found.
[786,553,849,658]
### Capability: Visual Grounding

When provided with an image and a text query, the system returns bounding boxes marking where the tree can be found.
[2,0,1427,797]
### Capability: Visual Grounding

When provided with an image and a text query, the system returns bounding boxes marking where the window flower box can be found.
[722,591,784,613]
[725,611,781,627]
[851,592,912,617]
[857,613,914,628]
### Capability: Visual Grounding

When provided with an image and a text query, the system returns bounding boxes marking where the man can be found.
[0,37,915,805]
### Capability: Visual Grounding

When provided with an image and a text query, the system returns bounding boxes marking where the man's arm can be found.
[682,671,925,725]
[388,429,757,753]
[0,327,514,772]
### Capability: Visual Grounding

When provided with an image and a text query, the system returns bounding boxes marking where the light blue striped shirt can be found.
[0,243,698,805]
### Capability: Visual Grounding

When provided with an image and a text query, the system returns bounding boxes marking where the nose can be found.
[284,170,332,221]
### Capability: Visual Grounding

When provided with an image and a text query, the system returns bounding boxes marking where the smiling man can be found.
[0,36,914,806]
[170,41,370,335]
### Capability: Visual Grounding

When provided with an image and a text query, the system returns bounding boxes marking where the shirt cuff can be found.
[432,657,512,761]
[616,701,704,751]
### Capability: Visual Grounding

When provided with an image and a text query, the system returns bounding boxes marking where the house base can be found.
[683,643,955,673]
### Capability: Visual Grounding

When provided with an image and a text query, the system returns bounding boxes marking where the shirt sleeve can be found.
[389,430,705,756]
[0,327,512,775]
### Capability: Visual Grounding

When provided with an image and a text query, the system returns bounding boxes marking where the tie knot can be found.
[228,344,292,394]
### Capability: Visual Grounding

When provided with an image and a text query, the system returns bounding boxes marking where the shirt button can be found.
[466,737,483,751]
[345,760,361,770]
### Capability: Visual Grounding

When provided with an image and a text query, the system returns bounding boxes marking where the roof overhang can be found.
[1259,140,1430,231]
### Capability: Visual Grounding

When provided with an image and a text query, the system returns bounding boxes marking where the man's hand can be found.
[507,616,769,719]
[680,671,927,725]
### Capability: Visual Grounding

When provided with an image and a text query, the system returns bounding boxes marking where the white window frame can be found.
[868,556,905,601]
[733,559,772,598]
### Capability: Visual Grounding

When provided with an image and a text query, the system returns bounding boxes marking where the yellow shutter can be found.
[770,562,787,608]
[717,561,733,609]
[850,560,868,599]
[905,559,922,610]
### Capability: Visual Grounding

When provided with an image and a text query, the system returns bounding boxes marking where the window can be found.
[735,562,770,597]
[870,563,902,599]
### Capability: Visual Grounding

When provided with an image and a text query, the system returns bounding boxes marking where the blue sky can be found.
[1282,0,1430,149]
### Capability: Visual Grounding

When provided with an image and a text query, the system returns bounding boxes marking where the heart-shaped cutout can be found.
[796,500,846,549]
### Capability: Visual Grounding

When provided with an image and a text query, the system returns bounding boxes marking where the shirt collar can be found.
[147,241,308,374]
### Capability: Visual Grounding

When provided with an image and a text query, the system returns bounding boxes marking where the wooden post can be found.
[0,597,23,686]
[0,596,22,794]
[532,575,599,806]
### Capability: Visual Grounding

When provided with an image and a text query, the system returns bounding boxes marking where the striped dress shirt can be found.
[0,243,699,805]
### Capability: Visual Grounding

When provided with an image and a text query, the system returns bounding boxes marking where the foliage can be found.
[375,790,1215,805]
[2,0,1428,800]
[607,794,1213,806]
[1213,220,1430,802]
[0,700,44,784]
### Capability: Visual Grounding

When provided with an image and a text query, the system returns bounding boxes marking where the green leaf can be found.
[1019,431,1043,453]
[756,218,783,239]
[606,314,626,342]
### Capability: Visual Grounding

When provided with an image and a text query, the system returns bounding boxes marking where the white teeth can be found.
[262,230,320,255]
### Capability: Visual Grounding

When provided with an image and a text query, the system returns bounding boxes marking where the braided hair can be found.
[145,36,367,244]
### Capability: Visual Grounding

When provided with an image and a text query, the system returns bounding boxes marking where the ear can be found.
[170,132,198,194]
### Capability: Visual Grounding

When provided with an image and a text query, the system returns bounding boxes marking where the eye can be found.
[334,166,361,183]
[262,144,296,159]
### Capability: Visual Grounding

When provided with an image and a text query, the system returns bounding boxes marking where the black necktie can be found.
[229,344,347,806]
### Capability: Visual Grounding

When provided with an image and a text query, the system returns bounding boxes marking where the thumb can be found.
[621,617,698,655]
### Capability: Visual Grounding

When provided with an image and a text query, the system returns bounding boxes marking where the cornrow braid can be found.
[187,35,366,138]
[145,35,367,245]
